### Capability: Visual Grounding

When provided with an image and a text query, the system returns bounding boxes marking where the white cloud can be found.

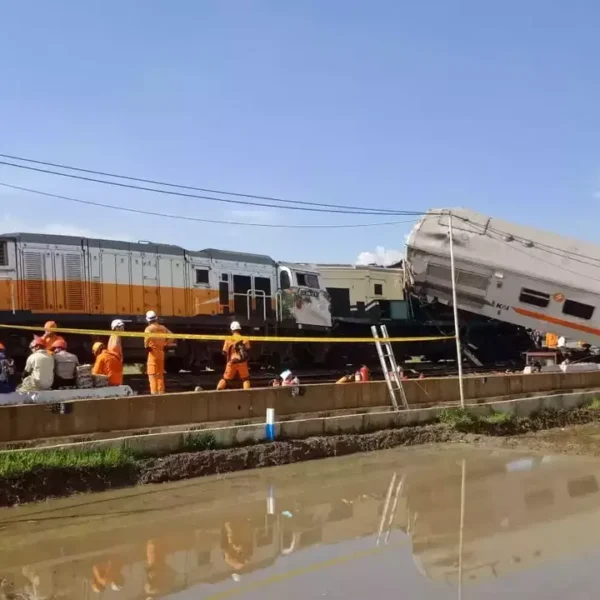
[0,215,134,242]
[356,246,404,266]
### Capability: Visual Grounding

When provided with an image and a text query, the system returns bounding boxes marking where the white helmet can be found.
[146,310,158,322]
[280,369,292,381]
[111,319,125,330]
[230,321,241,332]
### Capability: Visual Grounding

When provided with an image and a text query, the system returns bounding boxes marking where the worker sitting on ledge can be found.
[18,337,54,392]
[92,342,123,386]
[51,338,79,388]
[218,322,251,390]
[0,342,16,393]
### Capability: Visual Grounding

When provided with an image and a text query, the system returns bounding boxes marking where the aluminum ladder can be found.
[371,324,408,411]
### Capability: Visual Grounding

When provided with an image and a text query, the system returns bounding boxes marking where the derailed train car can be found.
[0,233,331,369]
[405,208,600,353]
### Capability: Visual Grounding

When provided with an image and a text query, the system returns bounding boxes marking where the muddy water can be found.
[1,446,600,599]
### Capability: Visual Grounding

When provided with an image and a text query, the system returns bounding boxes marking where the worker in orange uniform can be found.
[108,319,125,363]
[144,310,172,395]
[92,342,123,386]
[41,321,66,353]
[217,321,251,390]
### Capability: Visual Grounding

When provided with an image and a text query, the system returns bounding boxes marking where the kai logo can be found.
[491,300,510,311]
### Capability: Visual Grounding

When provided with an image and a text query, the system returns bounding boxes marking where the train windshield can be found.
[296,272,320,288]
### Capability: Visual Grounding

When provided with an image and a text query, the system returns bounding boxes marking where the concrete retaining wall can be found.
[20,388,600,456]
[2,370,600,444]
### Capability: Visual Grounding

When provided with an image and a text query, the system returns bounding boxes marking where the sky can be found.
[1,1,600,265]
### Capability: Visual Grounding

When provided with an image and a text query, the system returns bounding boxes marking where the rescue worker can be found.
[18,337,54,391]
[92,342,123,386]
[0,342,16,393]
[217,321,251,390]
[144,311,172,395]
[50,338,79,388]
[108,319,125,363]
[41,321,66,353]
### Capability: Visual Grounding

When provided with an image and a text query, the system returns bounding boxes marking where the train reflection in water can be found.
[1,448,600,598]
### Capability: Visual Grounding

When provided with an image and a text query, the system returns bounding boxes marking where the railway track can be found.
[124,362,522,394]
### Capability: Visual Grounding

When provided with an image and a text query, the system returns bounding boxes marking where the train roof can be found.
[316,263,403,272]
[0,232,277,265]
[408,208,600,292]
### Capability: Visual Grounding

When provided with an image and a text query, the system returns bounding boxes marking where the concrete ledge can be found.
[3,370,600,444]
[12,388,600,457]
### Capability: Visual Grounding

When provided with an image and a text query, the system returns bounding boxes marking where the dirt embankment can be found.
[3,407,600,507]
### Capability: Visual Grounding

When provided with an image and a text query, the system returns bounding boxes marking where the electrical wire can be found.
[0,182,419,229]
[0,155,427,217]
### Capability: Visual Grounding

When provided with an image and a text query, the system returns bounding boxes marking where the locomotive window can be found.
[195,269,209,285]
[374,283,383,296]
[296,273,319,288]
[563,299,595,320]
[0,242,6,266]
[519,288,550,308]
[280,270,291,290]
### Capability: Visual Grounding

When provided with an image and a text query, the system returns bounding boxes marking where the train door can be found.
[96,251,133,315]
[142,251,159,313]
[158,255,186,317]
[219,273,231,314]
[253,275,273,319]
[233,274,252,317]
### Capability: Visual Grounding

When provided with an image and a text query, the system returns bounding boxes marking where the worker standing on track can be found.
[108,319,125,363]
[92,342,123,386]
[41,321,66,353]
[144,311,171,395]
[217,321,251,390]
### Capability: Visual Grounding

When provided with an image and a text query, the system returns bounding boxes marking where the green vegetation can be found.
[181,432,219,452]
[479,411,515,425]
[438,407,475,429]
[0,447,134,478]
[588,397,600,410]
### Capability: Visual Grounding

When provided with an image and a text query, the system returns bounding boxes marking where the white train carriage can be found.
[405,208,600,346]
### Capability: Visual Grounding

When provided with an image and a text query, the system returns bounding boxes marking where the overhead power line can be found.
[0,153,421,216]
[0,182,419,229]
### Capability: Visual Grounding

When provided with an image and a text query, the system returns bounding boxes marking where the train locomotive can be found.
[0,230,532,372]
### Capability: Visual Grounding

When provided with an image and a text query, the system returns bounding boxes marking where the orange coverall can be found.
[144,323,171,394]
[218,333,251,390]
[107,334,123,363]
[92,350,124,386]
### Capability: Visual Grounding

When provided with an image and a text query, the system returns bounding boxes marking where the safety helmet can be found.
[280,369,292,381]
[111,319,125,330]
[30,336,44,350]
[230,321,242,332]
[92,341,105,355]
[44,321,57,331]
[51,339,67,351]
[145,310,157,323]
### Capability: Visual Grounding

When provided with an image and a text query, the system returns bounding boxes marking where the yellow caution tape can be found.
[0,323,453,343]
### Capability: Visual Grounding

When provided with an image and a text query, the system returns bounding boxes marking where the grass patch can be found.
[588,397,600,410]
[181,432,219,452]
[438,407,475,429]
[479,411,515,425]
[0,447,134,478]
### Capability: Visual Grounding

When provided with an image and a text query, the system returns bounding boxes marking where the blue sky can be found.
[1,1,600,264]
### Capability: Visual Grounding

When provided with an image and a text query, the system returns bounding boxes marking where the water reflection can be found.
[0,446,599,599]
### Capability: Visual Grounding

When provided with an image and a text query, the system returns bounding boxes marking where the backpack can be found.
[230,340,249,364]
